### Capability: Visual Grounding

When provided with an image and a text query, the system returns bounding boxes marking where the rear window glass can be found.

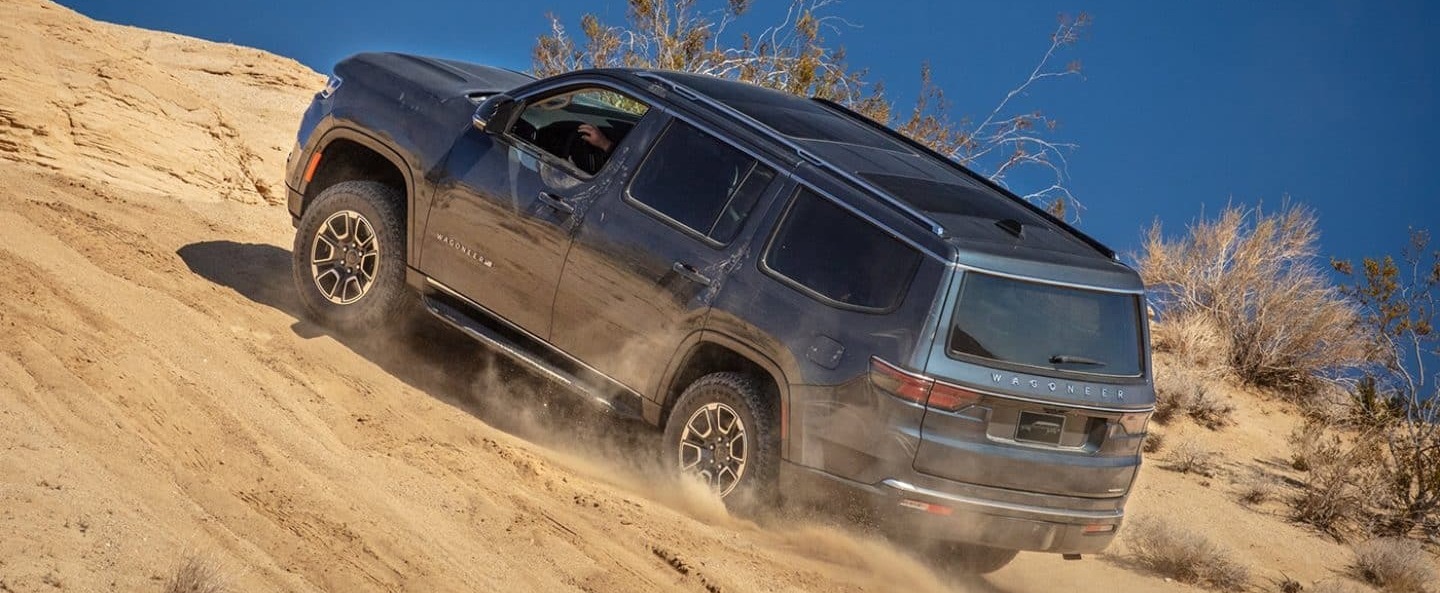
[765,189,920,310]
[949,273,1144,377]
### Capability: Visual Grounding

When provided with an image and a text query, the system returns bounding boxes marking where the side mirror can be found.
[473,94,519,134]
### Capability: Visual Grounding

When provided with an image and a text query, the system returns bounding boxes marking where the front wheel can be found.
[291,181,413,333]
[663,373,779,507]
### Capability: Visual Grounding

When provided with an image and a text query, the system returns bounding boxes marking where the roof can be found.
[628,70,1115,262]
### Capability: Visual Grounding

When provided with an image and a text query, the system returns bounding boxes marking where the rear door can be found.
[550,116,781,394]
[420,83,653,339]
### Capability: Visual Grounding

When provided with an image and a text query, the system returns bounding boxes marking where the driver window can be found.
[511,86,651,177]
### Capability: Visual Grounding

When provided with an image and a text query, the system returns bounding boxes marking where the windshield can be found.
[948,272,1144,377]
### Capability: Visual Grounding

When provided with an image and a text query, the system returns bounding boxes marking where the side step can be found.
[421,295,643,420]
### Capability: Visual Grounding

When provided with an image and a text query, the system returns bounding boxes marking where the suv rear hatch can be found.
[897,269,1152,498]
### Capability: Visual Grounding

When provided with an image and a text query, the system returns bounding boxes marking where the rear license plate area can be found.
[1016,411,1066,445]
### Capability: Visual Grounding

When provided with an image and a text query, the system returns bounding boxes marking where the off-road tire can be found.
[291,181,413,333]
[663,372,780,509]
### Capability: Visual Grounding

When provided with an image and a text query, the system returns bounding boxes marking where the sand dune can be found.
[0,1,1360,591]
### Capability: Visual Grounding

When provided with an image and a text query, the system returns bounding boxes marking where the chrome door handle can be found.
[538,191,574,215]
[671,261,712,286]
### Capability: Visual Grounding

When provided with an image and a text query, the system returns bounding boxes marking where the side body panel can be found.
[704,164,951,469]
[550,114,794,395]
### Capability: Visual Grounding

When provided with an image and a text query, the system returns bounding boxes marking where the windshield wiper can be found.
[1049,354,1106,367]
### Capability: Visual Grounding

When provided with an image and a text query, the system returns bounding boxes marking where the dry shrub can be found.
[1165,438,1218,477]
[1152,369,1234,430]
[1275,575,1304,593]
[164,556,227,593]
[1289,421,1385,537]
[1352,538,1436,593]
[1151,312,1231,374]
[1143,431,1167,454]
[1238,478,1276,506]
[1126,518,1251,590]
[1138,202,1369,397]
[1187,387,1236,430]
[1152,368,1199,425]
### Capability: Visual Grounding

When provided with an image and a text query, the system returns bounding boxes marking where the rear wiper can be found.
[1049,354,1106,367]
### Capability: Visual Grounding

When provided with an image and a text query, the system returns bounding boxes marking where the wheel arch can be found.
[656,331,792,454]
[300,128,414,213]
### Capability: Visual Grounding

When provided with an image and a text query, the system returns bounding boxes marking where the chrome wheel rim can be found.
[677,402,748,497]
[310,210,379,305]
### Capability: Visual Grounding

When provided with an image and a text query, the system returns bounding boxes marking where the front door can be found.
[421,84,654,339]
[551,117,783,394]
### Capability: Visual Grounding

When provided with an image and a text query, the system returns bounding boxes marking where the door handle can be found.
[538,191,574,215]
[671,261,712,287]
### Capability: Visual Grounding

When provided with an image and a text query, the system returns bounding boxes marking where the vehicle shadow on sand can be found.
[176,239,657,454]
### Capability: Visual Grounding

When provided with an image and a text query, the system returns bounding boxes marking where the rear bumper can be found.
[877,478,1121,553]
[780,461,1122,554]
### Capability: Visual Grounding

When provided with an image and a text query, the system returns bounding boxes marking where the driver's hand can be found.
[578,124,615,153]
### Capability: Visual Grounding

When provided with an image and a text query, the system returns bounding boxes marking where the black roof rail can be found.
[633,71,947,237]
[810,97,1118,260]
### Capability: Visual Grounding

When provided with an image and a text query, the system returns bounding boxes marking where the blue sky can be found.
[62,0,1437,265]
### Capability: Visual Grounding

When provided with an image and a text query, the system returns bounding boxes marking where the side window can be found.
[627,121,776,244]
[511,86,650,176]
[765,189,921,311]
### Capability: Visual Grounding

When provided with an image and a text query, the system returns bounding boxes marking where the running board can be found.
[420,295,643,420]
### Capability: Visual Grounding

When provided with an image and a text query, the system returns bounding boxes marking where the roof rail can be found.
[810,97,1118,260]
[634,71,946,237]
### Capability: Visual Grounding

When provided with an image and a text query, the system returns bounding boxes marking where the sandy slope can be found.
[0,1,1367,591]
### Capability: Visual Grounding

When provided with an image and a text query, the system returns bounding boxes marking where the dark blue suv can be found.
[283,53,1154,574]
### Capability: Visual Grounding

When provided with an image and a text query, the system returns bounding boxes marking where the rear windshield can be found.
[949,272,1144,377]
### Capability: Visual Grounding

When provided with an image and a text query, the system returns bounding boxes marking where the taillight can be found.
[927,381,983,411]
[869,357,932,405]
[870,357,982,411]
[1117,412,1150,435]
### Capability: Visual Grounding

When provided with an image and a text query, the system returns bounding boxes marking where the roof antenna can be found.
[995,218,1025,238]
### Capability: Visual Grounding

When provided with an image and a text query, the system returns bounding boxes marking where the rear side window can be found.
[949,272,1145,377]
[627,121,775,244]
[765,189,920,311]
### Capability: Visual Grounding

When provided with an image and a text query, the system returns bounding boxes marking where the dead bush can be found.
[1152,370,1234,430]
[1152,369,1191,425]
[1138,202,1369,396]
[1187,386,1236,430]
[1126,518,1251,590]
[1288,421,1385,537]
[1238,478,1276,506]
[1143,431,1167,454]
[1151,311,1231,374]
[1165,438,1218,477]
[1352,538,1436,593]
[164,556,227,593]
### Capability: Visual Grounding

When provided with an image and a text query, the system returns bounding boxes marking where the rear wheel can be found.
[663,373,779,506]
[292,181,413,332]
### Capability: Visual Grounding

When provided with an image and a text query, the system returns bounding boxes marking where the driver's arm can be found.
[577,123,614,153]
